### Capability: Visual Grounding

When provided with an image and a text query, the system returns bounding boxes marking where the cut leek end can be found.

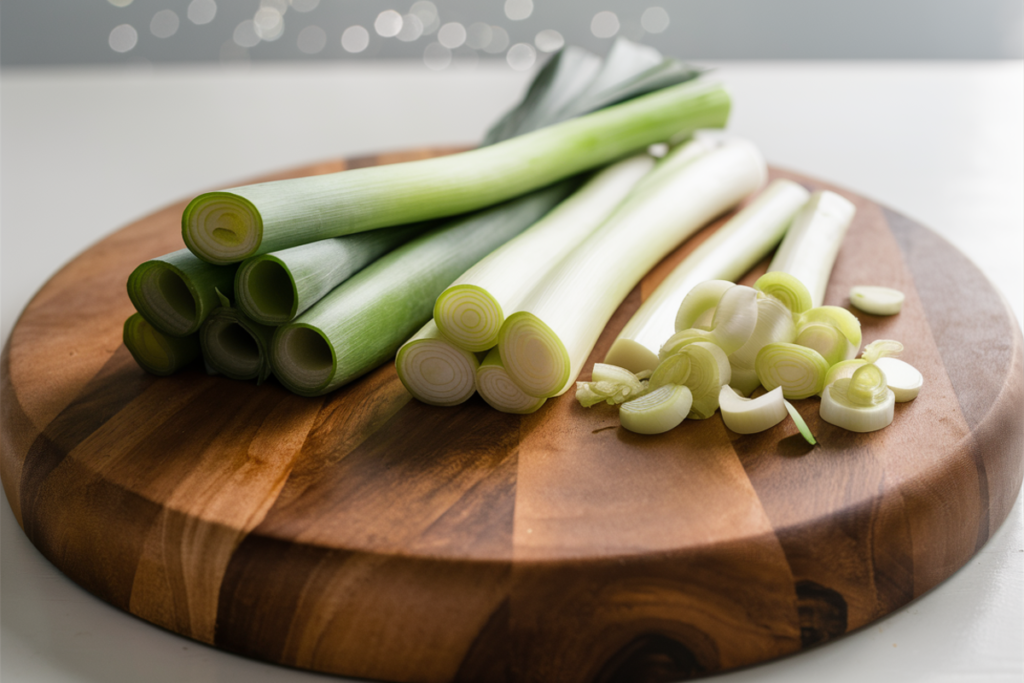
[396,335,479,407]
[874,357,922,402]
[498,311,570,398]
[183,191,263,266]
[603,337,661,375]
[199,311,274,383]
[619,384,693,435]
[270,323,337,397]
[849,285,905,316]
[755,342,828,400]
[434,284,505,353]
[784,400,817,445]
[127,261,201,336]
[123,313,200,376]
[476,349,546,414]
[235,255,299,326]
[719,385,787,434]
[820,385,895,432]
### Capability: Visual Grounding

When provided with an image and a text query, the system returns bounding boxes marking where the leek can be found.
[619,384,693,435]
[874,357,923,402]
[126,249,237,336]
[477,349,547,414]
[820,365,895,433]
[394,320,479,407]
[123,312,200,376]
[433,154,654,352]
[603,178,809,373]
[767,190,855,308]
[785,400,817,445]
[270,183,575,397]
[182,79,732,265]
[719,385,787,434]
[199,294,275,383]
[650,341,731,419]
[849,285,905,315]
[575,363,647,407]
[755,342,829,400]
[499,138,767,398]
[234,223,426,326]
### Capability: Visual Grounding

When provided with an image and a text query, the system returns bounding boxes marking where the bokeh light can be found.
[483,25,510,53]
[397,14,424,42]
[187,0,217,25]
[107,0,133,7]
[591,11,620,38]
[254,7,285,41]
[641,7,670,34]
[375,10,403,38]
[108,24,138,52]
[290,0,320,12]
[423,42,452,70]
[504,0,533,21]
[233,20,260,48]
[438,22,467,49]
[410,1,440,35]
[150,10,180,39]
[466,23,492,50]
[297,25,327,54]
[341,25,370,53]
[534,29,564,52]
[506,43,536,70]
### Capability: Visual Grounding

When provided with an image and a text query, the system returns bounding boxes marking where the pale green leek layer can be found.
[270,182,576,397]
[182,78,731,264]
[395,320,480,407]
[126,249,237,336]
[433,153,654,353]
[476,348,547,414]
[499,138,766,399]
[199,305,276,383]
[123,312,200,376]
[235,222,426,326]
[604,178,809,373]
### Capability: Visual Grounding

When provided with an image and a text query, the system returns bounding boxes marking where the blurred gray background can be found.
[2,0,1022,69]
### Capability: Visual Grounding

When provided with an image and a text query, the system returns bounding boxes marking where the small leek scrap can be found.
[604,178,810,374]
[123,312,200,376]
[182,78,732,265]
[499,137,767,399]
[127,249,237,336]
[270,181,577,397]
[235,223,427,326]
[395,320,480,407]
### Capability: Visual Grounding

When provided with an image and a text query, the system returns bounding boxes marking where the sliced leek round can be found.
[874,357,923,402]
[719,385,787,434]
[755,342,829,400]
[820,380,895,432]
[477,348,547,414]
[850,285,905,316]
[199,306,276,383]
[395,320,479,407]
[127,249,237,336]
[619,384,693,435]
[123,313,200,376]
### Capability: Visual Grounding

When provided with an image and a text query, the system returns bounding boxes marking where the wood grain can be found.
[1,150,1021,683]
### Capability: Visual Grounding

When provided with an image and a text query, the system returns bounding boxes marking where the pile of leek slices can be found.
[576,273,922,438]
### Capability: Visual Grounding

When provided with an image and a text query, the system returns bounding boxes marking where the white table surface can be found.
[1,60,1022,683]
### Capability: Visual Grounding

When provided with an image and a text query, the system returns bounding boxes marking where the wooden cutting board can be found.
[2,149,1021,683]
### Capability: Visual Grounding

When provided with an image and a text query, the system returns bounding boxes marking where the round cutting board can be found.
[1,150,1021,683]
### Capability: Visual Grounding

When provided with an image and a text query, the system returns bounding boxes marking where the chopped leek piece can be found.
[127,249,237,336]
[719,385,787,434]
[235,223,426,326]
[794,322,848,367]
[123,312,200,376]
[604,179,810,373]
[434,154,654,352]
[874,357,923,402]
[478,348,547,414]
[850,285,905,315]
[395,320,479,407]
[796,306,862,361]
[728,365,762,397]
[820,378,895,432]
[784,400,817,445]
[271,183,574,396]
[619,384,693,435]
[728,295,797,374]
[183,79,732,265]
[820,359,867,396]
[755,342,829,400]
[675,280,734,331]
[575,363,648,408]
[651,341,730,419]
[846,363,889,406]
[767,190,856,308]
[705,284,759,355]
[499,138,767,398]
[753,272,812,315]
[199,302,275,383]
[861,339,904,363]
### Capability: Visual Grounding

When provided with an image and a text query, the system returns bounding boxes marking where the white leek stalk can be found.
[874,357,923,402]
[719,385,787,434]
[850,285,905,315]
[499,138,767,398]
[395,320,479,407]
[123,313,200,376]
[755,342,829,399]
[433,154,655,352]
[767,190,856,308]
[183,79,731,265]
[477,348,547,414]
[127,249,237,336]
[619,384,693,435]
[604,179,810,373]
